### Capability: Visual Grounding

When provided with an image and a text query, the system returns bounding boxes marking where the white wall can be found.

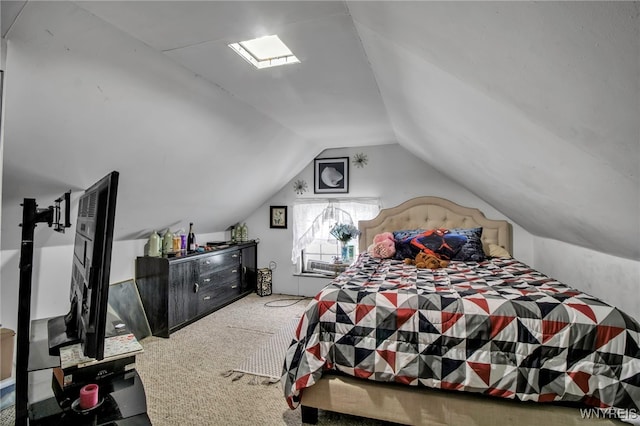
[242,143,533,297]
[242,143,640,322]
[0,229,225,333]
[533,237,640,320]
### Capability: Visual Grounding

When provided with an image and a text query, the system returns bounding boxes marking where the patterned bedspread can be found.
[282,254,640,416]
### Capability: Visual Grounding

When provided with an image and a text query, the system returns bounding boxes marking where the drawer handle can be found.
[231,285,238,289]
[231,270,238,273]
[232,254,238,258]
[203,296,211,301]
[204,278,211,282]
[205,260,211,265]
[194,283,199,293]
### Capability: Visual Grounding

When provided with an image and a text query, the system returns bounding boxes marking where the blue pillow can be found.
[392,229,424,260]
[449,227,486,262]
[393,228,467,261]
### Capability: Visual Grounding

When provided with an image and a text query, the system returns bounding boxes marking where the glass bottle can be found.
[173,233,181,253]
[162,229,173,255]
[241,223,248,242]
[187,222,196,252]
[148,231,161,257]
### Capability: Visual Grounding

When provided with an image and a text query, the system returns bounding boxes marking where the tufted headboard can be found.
[358,196,512,255]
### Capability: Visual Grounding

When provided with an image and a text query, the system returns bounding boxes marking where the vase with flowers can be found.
[330,223,361,263]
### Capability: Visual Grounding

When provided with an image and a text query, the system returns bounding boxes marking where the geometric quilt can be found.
[282,254,640,419]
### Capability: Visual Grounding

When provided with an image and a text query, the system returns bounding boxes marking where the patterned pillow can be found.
[393,228,467,261]
[392,229,425,260]
[449,227,486,262]
[411,229,467,260]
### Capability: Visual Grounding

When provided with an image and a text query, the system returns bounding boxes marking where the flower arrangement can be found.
[330,223,361,243]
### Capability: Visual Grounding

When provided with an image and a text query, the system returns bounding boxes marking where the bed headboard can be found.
[358,196,512,255]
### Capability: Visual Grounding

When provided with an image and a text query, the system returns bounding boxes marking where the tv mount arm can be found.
[22,191,71,233]
[52,192,72,232]
[15,191,71,426]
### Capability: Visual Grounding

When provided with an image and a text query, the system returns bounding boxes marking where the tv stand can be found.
[25,318,151,425]
[29,370,149,426]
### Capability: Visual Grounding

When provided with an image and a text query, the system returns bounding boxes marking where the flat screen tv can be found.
[48,171,119,361]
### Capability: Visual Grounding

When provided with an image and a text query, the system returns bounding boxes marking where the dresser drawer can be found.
[196,280,241,314]
[198,266,240,291]
[198,251,240,275]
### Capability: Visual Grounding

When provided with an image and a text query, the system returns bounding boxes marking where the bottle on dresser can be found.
[241,223,248,242]
[148,231,161,257]
[187,222,196,252]
[231,224,238,243]
[162,229,174,255]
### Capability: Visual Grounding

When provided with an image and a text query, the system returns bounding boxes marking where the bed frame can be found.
[357,196,512,254]
[299,196,618,425]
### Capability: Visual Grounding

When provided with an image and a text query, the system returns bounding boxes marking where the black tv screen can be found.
[48,171,119,361]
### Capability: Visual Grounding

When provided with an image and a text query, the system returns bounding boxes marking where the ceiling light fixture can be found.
[229,35,300,69]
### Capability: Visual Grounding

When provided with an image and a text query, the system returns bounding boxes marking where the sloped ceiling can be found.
[1,1,638,260]
[0,1,394,250]
[346,1,639,260]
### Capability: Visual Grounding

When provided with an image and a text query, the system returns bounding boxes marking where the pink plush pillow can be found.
[368,232,396,259]
[373,232,394,244]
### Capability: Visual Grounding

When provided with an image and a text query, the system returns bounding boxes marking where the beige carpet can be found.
[137,293,394,425]
[1,293,394,425]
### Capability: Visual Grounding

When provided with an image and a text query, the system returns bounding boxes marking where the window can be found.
[292,199,379,275]
[228,35,300,69]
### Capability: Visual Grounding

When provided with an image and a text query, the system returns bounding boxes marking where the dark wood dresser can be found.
[135,241,257,337]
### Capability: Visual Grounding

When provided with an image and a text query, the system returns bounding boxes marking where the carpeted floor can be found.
[1,293,395,425]
[136,293,309,425]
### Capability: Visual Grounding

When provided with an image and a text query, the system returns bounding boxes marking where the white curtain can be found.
[291,198,380,264]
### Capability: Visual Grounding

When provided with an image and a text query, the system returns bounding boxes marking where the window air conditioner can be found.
[306,260,348,275]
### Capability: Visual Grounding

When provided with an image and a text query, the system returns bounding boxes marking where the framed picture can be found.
[314,157,349,194]
[270,205,287,229]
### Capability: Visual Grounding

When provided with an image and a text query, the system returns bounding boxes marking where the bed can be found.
[282,196,640,425]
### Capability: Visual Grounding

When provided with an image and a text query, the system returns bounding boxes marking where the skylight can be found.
[229,35,300,69]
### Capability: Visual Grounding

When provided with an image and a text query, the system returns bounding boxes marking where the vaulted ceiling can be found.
[1,1,638,260]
